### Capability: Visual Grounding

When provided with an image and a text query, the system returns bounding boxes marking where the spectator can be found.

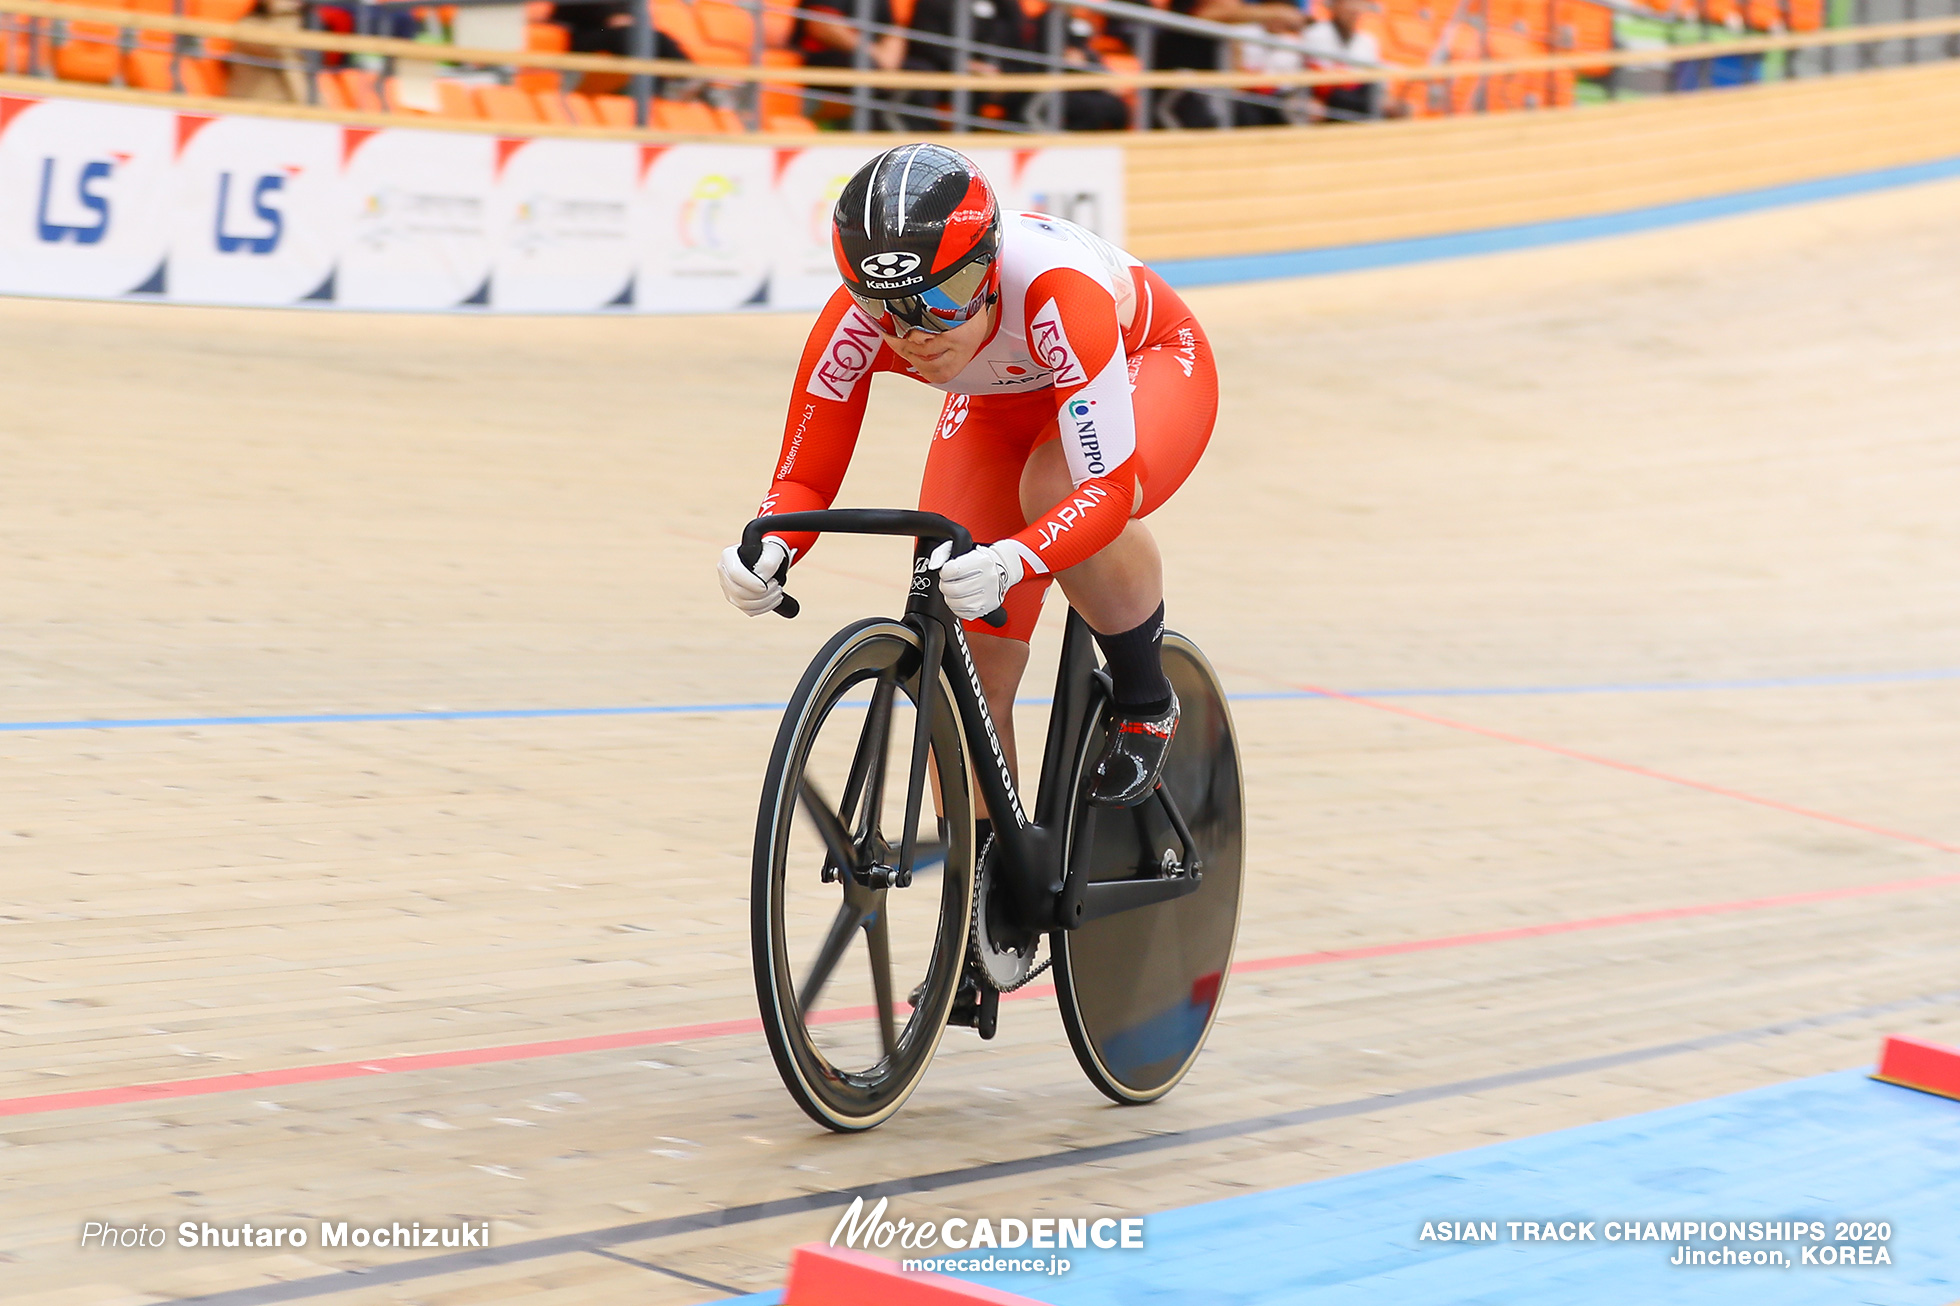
[229,0,309,101]
[1150,0,1305,127]
[554,1,687,59]
[794,0,913,123]
[796,0,907,74]
[897,0,1032,127]
[1301,0,1407,119]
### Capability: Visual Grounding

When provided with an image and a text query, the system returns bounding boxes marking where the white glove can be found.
[932,541,1024,621]
[719,538,788,616]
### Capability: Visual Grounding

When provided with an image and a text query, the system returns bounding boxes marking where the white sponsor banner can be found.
[492,136,637,311]
[339,127,498,308]
[0,93,1126,313]
[0,96,173,297]
[170,114,341,305]
[635,142,773,311]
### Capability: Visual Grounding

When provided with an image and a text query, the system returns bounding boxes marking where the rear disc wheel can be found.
[1052,633,1244,1104]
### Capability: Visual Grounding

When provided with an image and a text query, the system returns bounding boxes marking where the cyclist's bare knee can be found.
[1018,441,1071,523]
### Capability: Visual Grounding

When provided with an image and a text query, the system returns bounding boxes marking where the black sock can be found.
[1092,604,1172,716]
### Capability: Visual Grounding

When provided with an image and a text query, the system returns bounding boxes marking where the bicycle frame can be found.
[742,509,1196,937]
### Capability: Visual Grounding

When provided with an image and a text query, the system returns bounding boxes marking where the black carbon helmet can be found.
[833,144,1001,334]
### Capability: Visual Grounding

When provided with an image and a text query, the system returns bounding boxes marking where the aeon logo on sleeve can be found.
[214,172,288,256]
[1027,300,1087,388]
[35,156,117,245]
[805,306,883,402]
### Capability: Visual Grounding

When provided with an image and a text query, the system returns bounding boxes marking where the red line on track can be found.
[1281,679,1960,855]
[5,871,1955,1121]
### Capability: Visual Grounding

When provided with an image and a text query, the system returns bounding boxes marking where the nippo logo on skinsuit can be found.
[859,251,920,280]
[1065,398,1105,475]
[805,307,883,402]
[1027,300,1087,388]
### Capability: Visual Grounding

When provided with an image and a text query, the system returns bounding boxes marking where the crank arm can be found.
[1075,871,1204,925]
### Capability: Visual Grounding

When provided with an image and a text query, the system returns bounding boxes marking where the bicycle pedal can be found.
[946,978,999,1040]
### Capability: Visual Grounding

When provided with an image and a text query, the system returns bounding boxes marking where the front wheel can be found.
[752,618,975,1132]
[1053,633,1245,1104]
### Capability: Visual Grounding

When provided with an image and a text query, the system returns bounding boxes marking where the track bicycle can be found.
[742,509,1244,1132]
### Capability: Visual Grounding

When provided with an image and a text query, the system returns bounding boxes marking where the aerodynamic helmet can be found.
[832,143,1001,336]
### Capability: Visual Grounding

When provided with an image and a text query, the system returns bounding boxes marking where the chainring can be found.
[968,835,1044,991]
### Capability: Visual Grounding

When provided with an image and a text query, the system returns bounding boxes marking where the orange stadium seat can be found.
[49,0,126,85]
[653,96,719,131]
[311,70,350,109]
[764,111,818,131]
[476,82,544,121]
[435,78,486,117]
[1,18,39,75]
[653,0,718,62]
[758,47,806,119]
[526,18,568,49]
[339,66,387,112]
[590,92,639,126]
[694,0,759,54]
[530,87,576,122]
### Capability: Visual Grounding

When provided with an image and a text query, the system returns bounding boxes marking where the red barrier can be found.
[783,1244,1050,1306]
[1872,1035,1960,1102]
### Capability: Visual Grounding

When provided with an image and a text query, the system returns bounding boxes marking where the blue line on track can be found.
[960,1070,1960,1305]
[2,669,1955,734]
[1154,152,1960,288]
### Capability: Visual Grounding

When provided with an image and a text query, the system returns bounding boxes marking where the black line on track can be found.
[587,1246,746,1294]
[172,987,1960,1306]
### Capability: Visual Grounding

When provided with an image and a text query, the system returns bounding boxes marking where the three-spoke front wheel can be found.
[752,618,975,1132]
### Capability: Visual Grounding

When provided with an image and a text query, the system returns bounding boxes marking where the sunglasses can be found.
[850,258,996,337]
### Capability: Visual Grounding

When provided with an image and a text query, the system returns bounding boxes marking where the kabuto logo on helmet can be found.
[859,251,921,280]
[834,144,1002,305]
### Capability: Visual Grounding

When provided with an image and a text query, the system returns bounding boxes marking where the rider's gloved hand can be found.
[933,541,1022,621]
[719,538,788,616]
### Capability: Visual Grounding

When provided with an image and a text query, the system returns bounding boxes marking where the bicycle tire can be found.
[752,617,975,1132]
[1052,633,1245,1105]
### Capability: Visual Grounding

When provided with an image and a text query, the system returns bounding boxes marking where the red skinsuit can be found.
[757,212,1218,642]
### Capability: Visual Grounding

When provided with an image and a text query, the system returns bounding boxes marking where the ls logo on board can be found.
[214,172,287,256]
[35,156,117,245]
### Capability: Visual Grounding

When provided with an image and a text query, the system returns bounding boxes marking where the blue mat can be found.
[721,1070,1959,1304]
[938,1070,1960,1304]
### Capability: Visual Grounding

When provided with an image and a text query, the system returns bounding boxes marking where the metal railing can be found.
[4,0,1960,133]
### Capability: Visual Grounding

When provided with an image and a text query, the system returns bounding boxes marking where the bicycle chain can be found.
[968,833,1050,993]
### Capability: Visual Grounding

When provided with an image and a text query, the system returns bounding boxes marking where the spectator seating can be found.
[0,0,1839,131]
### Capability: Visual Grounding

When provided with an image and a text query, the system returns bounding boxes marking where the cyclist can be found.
[719,143,1217,809]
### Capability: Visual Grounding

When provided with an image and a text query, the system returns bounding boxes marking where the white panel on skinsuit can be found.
[336,126,497,310]
[168,114,342,306]
[490,135,637,311]
[0,96,174,298]
[632,143,773,312]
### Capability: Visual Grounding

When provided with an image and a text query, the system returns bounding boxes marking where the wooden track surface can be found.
[3,174,1960,1304]
[1126,61,1960,259]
